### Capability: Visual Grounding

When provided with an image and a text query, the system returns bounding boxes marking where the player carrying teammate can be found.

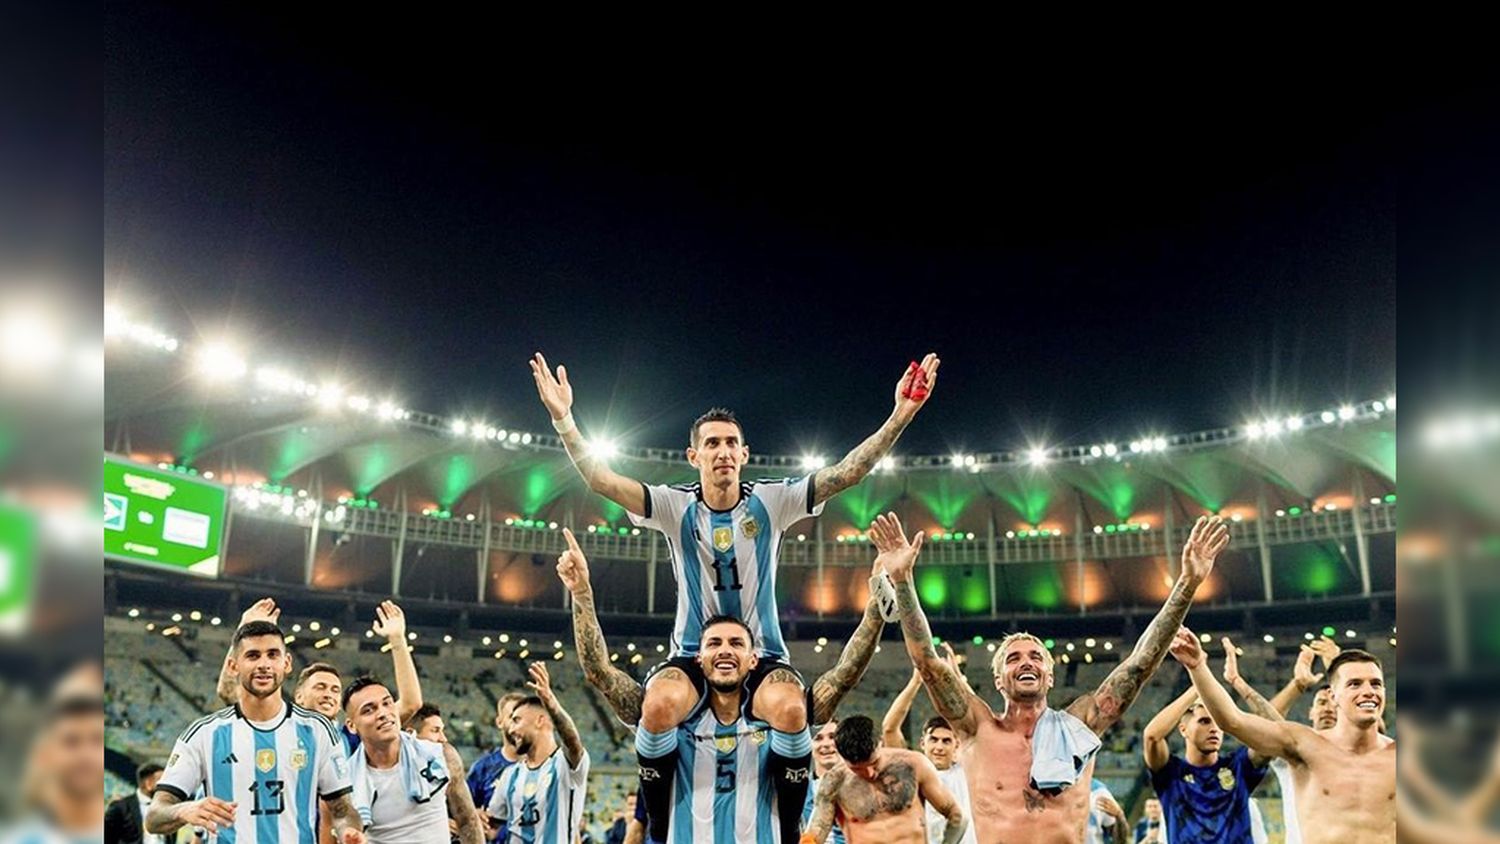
[531,351,938,842]
[146,620,365,844]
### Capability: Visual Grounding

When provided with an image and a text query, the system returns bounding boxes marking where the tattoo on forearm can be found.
[1083,578,1195,732]
[814,605,883,722]
[895,580,970,723]
[1236,682,1286,723]
[571,588,643,725]
[145,795,183,835]
[327,794,361,839]
[814,416,907,503]
[445,747,483,844]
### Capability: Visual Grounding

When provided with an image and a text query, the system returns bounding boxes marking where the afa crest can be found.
[714,735,738,753]
[256,749,277,773]
[750,730,768,745]
[524,780,538,797]
[290,749,308,770]
[1217,767,1236,791]
[712,527,734,552]
[741,517,759,539]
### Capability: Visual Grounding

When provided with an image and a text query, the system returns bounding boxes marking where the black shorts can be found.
[643,654,806,721]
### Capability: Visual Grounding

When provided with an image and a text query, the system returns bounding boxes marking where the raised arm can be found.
[872,512,982,735]
[217,598,280,705]
[443,743,484,844]
[802,766,847,844]
[915,753,968,844]
[526,662,585,768]
[531,353,646,515]
[1142,685,1198,771]
[882,669,923,748]
[1173,629,1307,763]
[810,555,888,724]
[1068,515,1229,735]
[810,354,939,505]
[372,601,424,725]
[557,527,643,726]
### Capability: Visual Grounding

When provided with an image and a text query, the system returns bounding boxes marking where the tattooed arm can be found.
[1067,516,1229,735]
[444,744,484,844]
[915,754,968,844]
[531,353,646,515]
[1222,636,1318,767]
[803,766,847,844]
[810,595,885,724]
[811,354,939,505]
[526,662,586,768]
[325,792,367,844]
[145,791,237,836]
[869,513,982,735]
[557,528,644,725]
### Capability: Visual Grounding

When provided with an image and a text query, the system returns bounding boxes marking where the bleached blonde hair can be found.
[991,631,1055,676]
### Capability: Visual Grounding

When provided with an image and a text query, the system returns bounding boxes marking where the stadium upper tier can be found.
[105,314,1396,614]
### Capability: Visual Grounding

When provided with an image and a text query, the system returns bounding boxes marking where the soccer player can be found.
[803,721,846,844]
[878,655,977,844]
[1134,797,1166,843]
[147,620,366,844]
[343,677,482,844]
[1171,631,1395,844]
[531,351,938,842]
[468,692,527,842]
[880,511,1231,844]
[802,715,967,844]
[486,663,589,844]
[1142,687,1268,843]
[406,704,448,744]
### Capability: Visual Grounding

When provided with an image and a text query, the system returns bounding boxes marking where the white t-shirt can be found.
[925,763,978,844]
[363,755,450,844]
[1248,798,1268,844]
[1270,758,1300,844]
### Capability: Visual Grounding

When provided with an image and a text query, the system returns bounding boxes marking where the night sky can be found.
[106,6,1397,459]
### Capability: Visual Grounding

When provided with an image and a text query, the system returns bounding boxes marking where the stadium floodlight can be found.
[1128,440,1143,453]
[451,419,469,436]
[471,420,489,440]
[1093,525,1103,534]
[801,454,826,470]
[1338,405,1356,421]
[520,432,533,445]
[877,456,895,471]
[1103,443,1118,457]
[317,384,345,411]
[507,431,521,444]
[347,395,371,413]
[194,343,247,381]
[1089,445,1102,458]
[1151,437,1168,452]
[1320,410,1336,423]
[1285,415,1303,431]
[1245,422,1264,440]
[0,308,64,372]
[964,455,977,468]
[951,454,966,468]
[1371,400,1385,413]
[1385,394,1396,409]
[1084,638,1096,648]
[443,635,453,643]
[1263,418,1283,437]
[1263,634,1275,643]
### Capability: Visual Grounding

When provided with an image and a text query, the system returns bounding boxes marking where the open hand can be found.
[1293,645,1326,691]
[1169,628,1204,669]
[372,600,407,643]
[1180,516,1230,584]
[869,512,924,583]
[1220,636,1243,687]
[529,352,574,422]
[238,598,279,629]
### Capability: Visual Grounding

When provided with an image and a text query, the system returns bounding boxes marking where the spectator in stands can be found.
[1134,797,1166,843]
[105,763,165,844]
[468,691,527,841]
[23,674,106,842]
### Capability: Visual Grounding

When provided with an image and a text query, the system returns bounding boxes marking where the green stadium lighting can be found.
[1384,494,1396,503]
[1044,639,1055,649]
[1322,626,1336,637]
[972,635,984,646]
[1288,506,1302,516]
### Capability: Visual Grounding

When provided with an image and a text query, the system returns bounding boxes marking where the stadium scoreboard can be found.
[104,456,226,576]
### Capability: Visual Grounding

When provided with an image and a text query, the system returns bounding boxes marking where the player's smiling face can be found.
[920,726,956,769]
[1310,687,1337,730]
[687,421,748,489]
[232,635,292,699]
[297,671,343,719]
[812,721,839,774]
[995,639,1053,702]
[347,684,401,743]
[1333,662,1385,728]
[698,621,757,692]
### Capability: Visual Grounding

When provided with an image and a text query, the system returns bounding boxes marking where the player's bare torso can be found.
[959,707,1095,844]
[831,750,930,844]
[1288,734,1395,844]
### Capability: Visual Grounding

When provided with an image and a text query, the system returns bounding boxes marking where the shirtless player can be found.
[802,715,967,844]
[1171,628,1395,844]
[878,511,1231,844]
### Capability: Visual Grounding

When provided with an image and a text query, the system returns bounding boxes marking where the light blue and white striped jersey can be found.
[629,476,824,658]
[669,708,782,844]
[1084,779,1118,844]
[157,702,352,844]
[485,747,589,844]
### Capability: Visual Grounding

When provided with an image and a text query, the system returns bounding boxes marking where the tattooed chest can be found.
[840,764,919,821]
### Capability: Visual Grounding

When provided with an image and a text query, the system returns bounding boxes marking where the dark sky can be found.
[105,6,1397,458]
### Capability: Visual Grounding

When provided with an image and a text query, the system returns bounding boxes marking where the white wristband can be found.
[552,413,576,434]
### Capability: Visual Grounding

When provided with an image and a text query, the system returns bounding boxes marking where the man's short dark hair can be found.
[136,762,164,785]
[410,703,442,725]
[341,675,387,711]
[691,408,744,447]
[922,717,953,737]
[233,620,285,650]
[511,695,547,718]
[1326,649,1382,687]
[297,662,342,688]
[834,716,878,764]
[701,614,754,647]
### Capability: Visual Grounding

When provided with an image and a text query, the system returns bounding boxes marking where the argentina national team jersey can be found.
[485,748,589,844]
[156,702,353,844]
[670,708,781,844]
[629,476,824,658]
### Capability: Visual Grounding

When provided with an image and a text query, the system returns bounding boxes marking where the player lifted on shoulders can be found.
[532,351,938,842]
[878,511,1230,844]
